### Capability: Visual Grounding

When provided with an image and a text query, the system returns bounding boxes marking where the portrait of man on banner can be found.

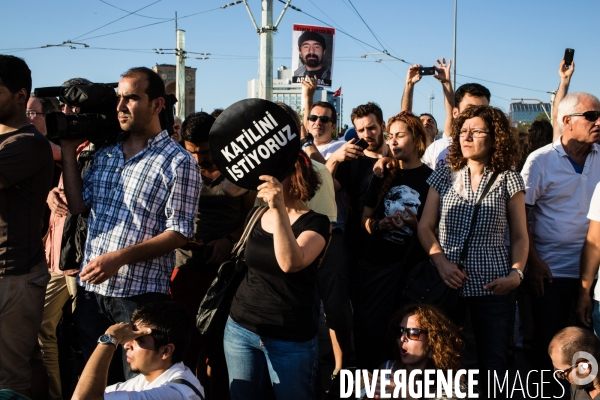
[291,24,335,87]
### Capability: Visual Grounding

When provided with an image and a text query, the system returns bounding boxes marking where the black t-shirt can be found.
[175,174,244,272]
[363,164,432,265]
[0,125,53,274]
[572,385,600,400]
[334,156,378,254]
[230,209,330,342]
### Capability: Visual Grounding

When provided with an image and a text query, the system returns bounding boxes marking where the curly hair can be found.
[447,105,518,172]
[389,304,463,371]
[375,112,427,206]
[288,150,322,202]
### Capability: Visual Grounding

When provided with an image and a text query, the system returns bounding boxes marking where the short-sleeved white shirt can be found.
[422,135,451,170]
[105,362,204,400]
[316,140,345,160]
[587,182,600,301]
[521,138,600,278]
[588,182,600,222]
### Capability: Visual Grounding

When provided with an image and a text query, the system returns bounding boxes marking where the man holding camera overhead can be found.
[61,67,200,379]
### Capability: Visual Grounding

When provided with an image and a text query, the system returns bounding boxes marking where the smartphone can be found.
[419,66,436,75]
[564,48,575,68]
[354,138,369,150]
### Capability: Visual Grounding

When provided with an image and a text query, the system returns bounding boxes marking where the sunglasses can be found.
[307,115,333,123]
[393,326,427,340]
[569,111,600,122]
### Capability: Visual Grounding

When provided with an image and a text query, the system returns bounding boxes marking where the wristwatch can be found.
[98,334,119,349]
[510,268,524,282]
[300,133,314,147]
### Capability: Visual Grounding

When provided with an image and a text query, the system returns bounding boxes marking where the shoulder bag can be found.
[403,172,499,314]
[196,206,268,338]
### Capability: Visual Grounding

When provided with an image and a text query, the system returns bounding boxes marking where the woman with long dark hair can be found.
[223,151,330,400]
[355,111,432,370]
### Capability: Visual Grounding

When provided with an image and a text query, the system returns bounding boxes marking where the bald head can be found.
[549,327,600,367]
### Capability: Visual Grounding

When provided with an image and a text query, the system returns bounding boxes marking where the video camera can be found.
[34,83,178,147]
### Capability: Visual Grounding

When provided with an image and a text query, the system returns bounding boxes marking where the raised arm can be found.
[302,75,317,131]
[256,175,326,273]
[553,58,575,141]
[400,64,422,112]
[434,58,454,137]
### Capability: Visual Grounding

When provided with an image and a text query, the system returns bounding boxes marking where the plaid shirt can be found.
[80,131,201,297]
[427,165,524,297]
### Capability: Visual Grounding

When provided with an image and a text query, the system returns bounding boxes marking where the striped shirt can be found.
[80,130,201,297]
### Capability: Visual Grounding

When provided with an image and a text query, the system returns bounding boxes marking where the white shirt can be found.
[521,138,600,278]
[421,135,451,170]
[587,182,600,300]
[316,140,345,160]
[315,139,347,228]
[105,362,204,400]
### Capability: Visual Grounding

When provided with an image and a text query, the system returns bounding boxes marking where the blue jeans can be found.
[223,317,318,400]
[75,288,168,380]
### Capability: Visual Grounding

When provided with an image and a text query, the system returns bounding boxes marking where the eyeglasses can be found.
[555,362,588,380]
[459,128,489,138]
[26,111,45,118]
[393,326,427,340]
[308,115,333,123]
[569,111,600,122]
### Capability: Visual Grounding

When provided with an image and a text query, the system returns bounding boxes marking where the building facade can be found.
[509,102,551,124]
[152,64,197,117]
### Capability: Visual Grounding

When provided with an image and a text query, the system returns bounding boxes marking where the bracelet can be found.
[510,268,524,281]
[302,141,314,148]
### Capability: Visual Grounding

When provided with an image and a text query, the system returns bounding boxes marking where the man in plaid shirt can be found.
[61,67,200,379]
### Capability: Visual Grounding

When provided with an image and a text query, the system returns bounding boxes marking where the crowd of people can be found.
[1,50,600,400]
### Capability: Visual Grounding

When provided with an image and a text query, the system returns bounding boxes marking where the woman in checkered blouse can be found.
[417,105,529,381]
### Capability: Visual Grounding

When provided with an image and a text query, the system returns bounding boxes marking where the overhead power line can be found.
[99,0,171,20]
[72,0,163,41]
[76,1,242,41]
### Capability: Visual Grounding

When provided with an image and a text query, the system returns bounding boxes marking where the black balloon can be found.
[209,99,301,190]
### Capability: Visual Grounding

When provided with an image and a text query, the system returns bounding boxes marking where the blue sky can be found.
[3,0,598,128]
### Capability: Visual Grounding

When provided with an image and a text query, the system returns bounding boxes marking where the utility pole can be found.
[428,90,435,114]
[243,0,292,101]
[258,0,273,100]
[452,0,457,90]
[175,27,186,119]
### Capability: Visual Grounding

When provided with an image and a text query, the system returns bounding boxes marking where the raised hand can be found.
[256,175,285,211]
[406,64,423,85]
[434,58,452,83]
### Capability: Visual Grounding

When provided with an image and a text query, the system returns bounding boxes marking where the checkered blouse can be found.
[427,165,525,297]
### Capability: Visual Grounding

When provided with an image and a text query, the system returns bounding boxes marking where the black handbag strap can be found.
[171,378,205,400]
[457,171,499,267]
[231,206,268,260]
